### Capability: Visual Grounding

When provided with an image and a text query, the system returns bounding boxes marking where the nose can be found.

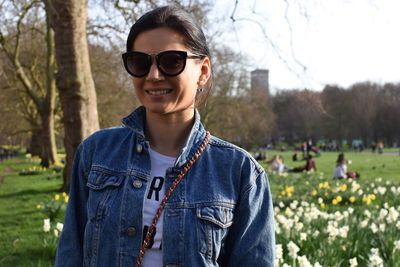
[146,58,163,81]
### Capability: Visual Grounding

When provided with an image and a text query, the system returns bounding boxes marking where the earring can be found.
[197,87,203,93]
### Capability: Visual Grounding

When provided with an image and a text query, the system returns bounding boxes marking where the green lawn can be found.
[0,157,64,267]
[260,151,400,182]
[0,152,399,266]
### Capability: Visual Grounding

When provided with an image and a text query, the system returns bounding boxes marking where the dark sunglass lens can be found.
[158,51,186,76]
[126,52,150,76]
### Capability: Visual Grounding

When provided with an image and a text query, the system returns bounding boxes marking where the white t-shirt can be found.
[142,148,175,267]
[333,164,347,178]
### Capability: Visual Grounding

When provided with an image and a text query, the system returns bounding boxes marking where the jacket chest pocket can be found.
[196,205,234,261]
[86,171,124,221]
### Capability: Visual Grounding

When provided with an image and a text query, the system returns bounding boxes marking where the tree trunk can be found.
[41,2,59,168]
[28,129,43,157]
[48,0,99,192]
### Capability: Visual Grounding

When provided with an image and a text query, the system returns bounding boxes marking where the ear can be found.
[197,57,211,86]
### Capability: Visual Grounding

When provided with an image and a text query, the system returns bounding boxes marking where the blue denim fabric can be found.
[55,106,275,267]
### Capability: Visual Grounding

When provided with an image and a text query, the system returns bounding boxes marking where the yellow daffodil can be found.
[54,194,60,201]
[339,184,348,191]
[64,196,69,203]
[311,190,317,196]
[336,196,343,203]
[349,196,356,203]
[332,199,338,205]
[320,203,326,209]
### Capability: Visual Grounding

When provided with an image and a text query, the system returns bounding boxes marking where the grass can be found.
[0,157,64,267]
[0,152,399,266]
[260,151,400,182]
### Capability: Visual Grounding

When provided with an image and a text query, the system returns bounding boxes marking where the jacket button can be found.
[133,179,142,189]
[136,144,143,153]
[126,227,136,236]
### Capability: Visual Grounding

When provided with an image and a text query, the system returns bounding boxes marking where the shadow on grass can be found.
[0,188,57,199]
[0,246,55,267]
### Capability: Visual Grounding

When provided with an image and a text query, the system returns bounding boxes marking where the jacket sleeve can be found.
[219,170,275,266]
[55,144,89,267]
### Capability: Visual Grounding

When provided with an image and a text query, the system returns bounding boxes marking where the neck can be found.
[145,109,196,157]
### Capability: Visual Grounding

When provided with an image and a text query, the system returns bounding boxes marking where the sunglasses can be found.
[122,50,205,77]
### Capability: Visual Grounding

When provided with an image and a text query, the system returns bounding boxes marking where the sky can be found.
[211,0,400,92]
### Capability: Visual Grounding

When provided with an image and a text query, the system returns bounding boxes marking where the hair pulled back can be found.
[126,5,213,106]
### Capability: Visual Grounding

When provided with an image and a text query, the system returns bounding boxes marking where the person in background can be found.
[333,153,359,179]
[291,154,317,173]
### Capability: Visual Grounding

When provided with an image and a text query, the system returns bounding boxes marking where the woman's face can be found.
[132,27,210,117]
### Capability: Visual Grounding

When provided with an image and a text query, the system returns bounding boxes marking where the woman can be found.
[333,153,359,179]
[55,5,275,267]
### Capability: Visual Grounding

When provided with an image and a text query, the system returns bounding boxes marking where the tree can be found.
[0,0,58,166]
[48,0,100,191]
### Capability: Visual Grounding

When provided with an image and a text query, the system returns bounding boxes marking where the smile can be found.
[146,89,173,96]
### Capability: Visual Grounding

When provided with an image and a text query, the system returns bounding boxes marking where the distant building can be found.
[251,69,269,94]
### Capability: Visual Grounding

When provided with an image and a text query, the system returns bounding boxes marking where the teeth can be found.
[147,89,171,96]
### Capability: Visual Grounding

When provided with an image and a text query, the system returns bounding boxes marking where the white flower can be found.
[349,257,358,267]
[285,207,294,217]
[300,232,307,241]
[274,207,281,214]
[54,229,59,238]
[369,248,383,267]
[379,224,385,232]
[312,230,320,238]
[295,222,304,231]
[43,219,51,233]
[397,221,400,230]
[275,244,283,264]
[297,255,312,267]
[378,209,388,221]
[339,226,349,238]
[360,219,369,228]
[282,264,291,267]
[348,207,354,214]
[287,241,300,259]
[369,254,383,266]
[351,182,360,192]
[370,223,378,233]
[56,222,64,232]
[290,200,299,210]
[314,262,323,267]
[394,240,400,251]
[364,210,371,218]
[387,207,399,223]
[279,202,285,208]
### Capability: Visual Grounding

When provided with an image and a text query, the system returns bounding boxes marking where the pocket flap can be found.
[86,171,124,190]
[196,205,234,228]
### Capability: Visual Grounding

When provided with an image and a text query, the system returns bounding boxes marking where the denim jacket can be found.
[55,106,275,267]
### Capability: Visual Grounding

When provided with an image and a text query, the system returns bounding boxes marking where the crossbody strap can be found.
[135,131,211,267]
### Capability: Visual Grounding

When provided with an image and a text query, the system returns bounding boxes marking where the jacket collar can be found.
[122,106,207,167]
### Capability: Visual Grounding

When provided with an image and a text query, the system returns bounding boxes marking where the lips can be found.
[146,89,173,96]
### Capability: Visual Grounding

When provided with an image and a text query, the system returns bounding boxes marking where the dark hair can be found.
[336,153,345,164]
[126,5,213,107]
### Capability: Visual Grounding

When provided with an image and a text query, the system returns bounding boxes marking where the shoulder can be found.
[78,126,134,158]
[207,135,264,176]
[82,126,132,146]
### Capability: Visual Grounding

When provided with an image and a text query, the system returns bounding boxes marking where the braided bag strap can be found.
[135,131,211,267]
